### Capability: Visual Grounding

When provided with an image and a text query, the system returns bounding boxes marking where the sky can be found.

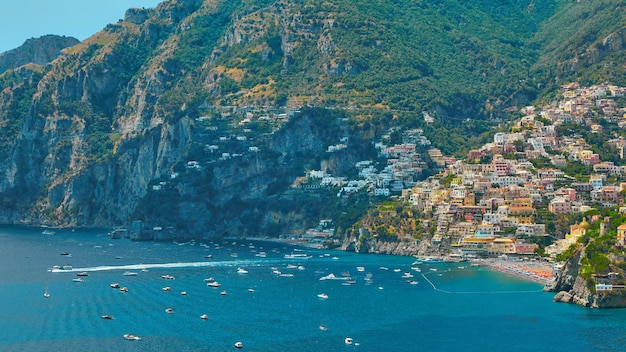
[0,0,164,53]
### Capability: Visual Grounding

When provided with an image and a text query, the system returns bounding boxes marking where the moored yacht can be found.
[284,252,312,259]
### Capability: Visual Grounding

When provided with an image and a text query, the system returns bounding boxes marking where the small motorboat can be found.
[162,286,171,291]
[237,267,248,274]
[317,293,328,300]
[77,272,89,277]
[247,288,255,293]
[123,334,141,341]
[220,290,228,296]
[234,341,243,349]
[161,274,175,280]
[181,291,187,296]
[44,290,50,298]
[345,337,353,345]
[319,324,327,331]
[200,314,208,320]
[165,308,174,314]
[101,315,113,320]
[123,271,138,276]
[72,278,84,283]
[207,281,221,287]
[110,283,120,288]
[119,287,129,292]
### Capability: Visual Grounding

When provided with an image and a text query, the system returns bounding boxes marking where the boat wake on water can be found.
[49,258,287,273]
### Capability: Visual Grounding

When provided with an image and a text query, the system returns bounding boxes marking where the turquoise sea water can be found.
[1,225,626,352]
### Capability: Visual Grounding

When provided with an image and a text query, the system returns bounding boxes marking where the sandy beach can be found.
[473,258,554,285]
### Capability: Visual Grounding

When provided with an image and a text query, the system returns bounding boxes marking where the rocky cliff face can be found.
[0,0,624,242]
[0,35,79,73]
[548,246,626,308]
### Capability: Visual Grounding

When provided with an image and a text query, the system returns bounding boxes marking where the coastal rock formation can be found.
[547,246,626,308]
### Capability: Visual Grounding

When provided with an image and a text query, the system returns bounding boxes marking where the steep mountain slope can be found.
[0,0,624,238]
[532,0,626,90]
[0,35,80,73]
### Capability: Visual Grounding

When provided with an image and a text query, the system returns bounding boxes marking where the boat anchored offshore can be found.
[123,334,141,341]
[284,252,312,259]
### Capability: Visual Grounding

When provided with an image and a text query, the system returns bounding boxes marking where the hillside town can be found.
[299,83,626,262]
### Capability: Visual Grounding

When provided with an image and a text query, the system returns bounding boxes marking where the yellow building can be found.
[617,224,626,247]
[565,218,590,244]
[489,238,517,255]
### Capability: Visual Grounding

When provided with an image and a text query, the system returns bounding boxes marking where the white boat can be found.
[44,289,50,298]
[319,324,327,331]
[317,293,328,299]
[356,266,365,272]
[101,315,113,320]
[76,272,88,277]
[161,274,175,280]
[72,278,84,283]
[255,252,267,257]
[123,271,138,276]
[319,273,349,281]
[234,341,243,349]
[200,314,208,320]
[237,267,249,274]
[165,308,174,313]
[42,229,55,235]
[345,337,353,345]
[284,253,312,259]
[207,281,221,287]
[110,283,120,288]
[123,334,141,341]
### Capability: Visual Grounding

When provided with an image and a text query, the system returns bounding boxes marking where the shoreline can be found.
[472,258,554,286]
[227,236,556,285]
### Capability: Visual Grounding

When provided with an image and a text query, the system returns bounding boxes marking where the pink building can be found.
[549,197,571,214]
